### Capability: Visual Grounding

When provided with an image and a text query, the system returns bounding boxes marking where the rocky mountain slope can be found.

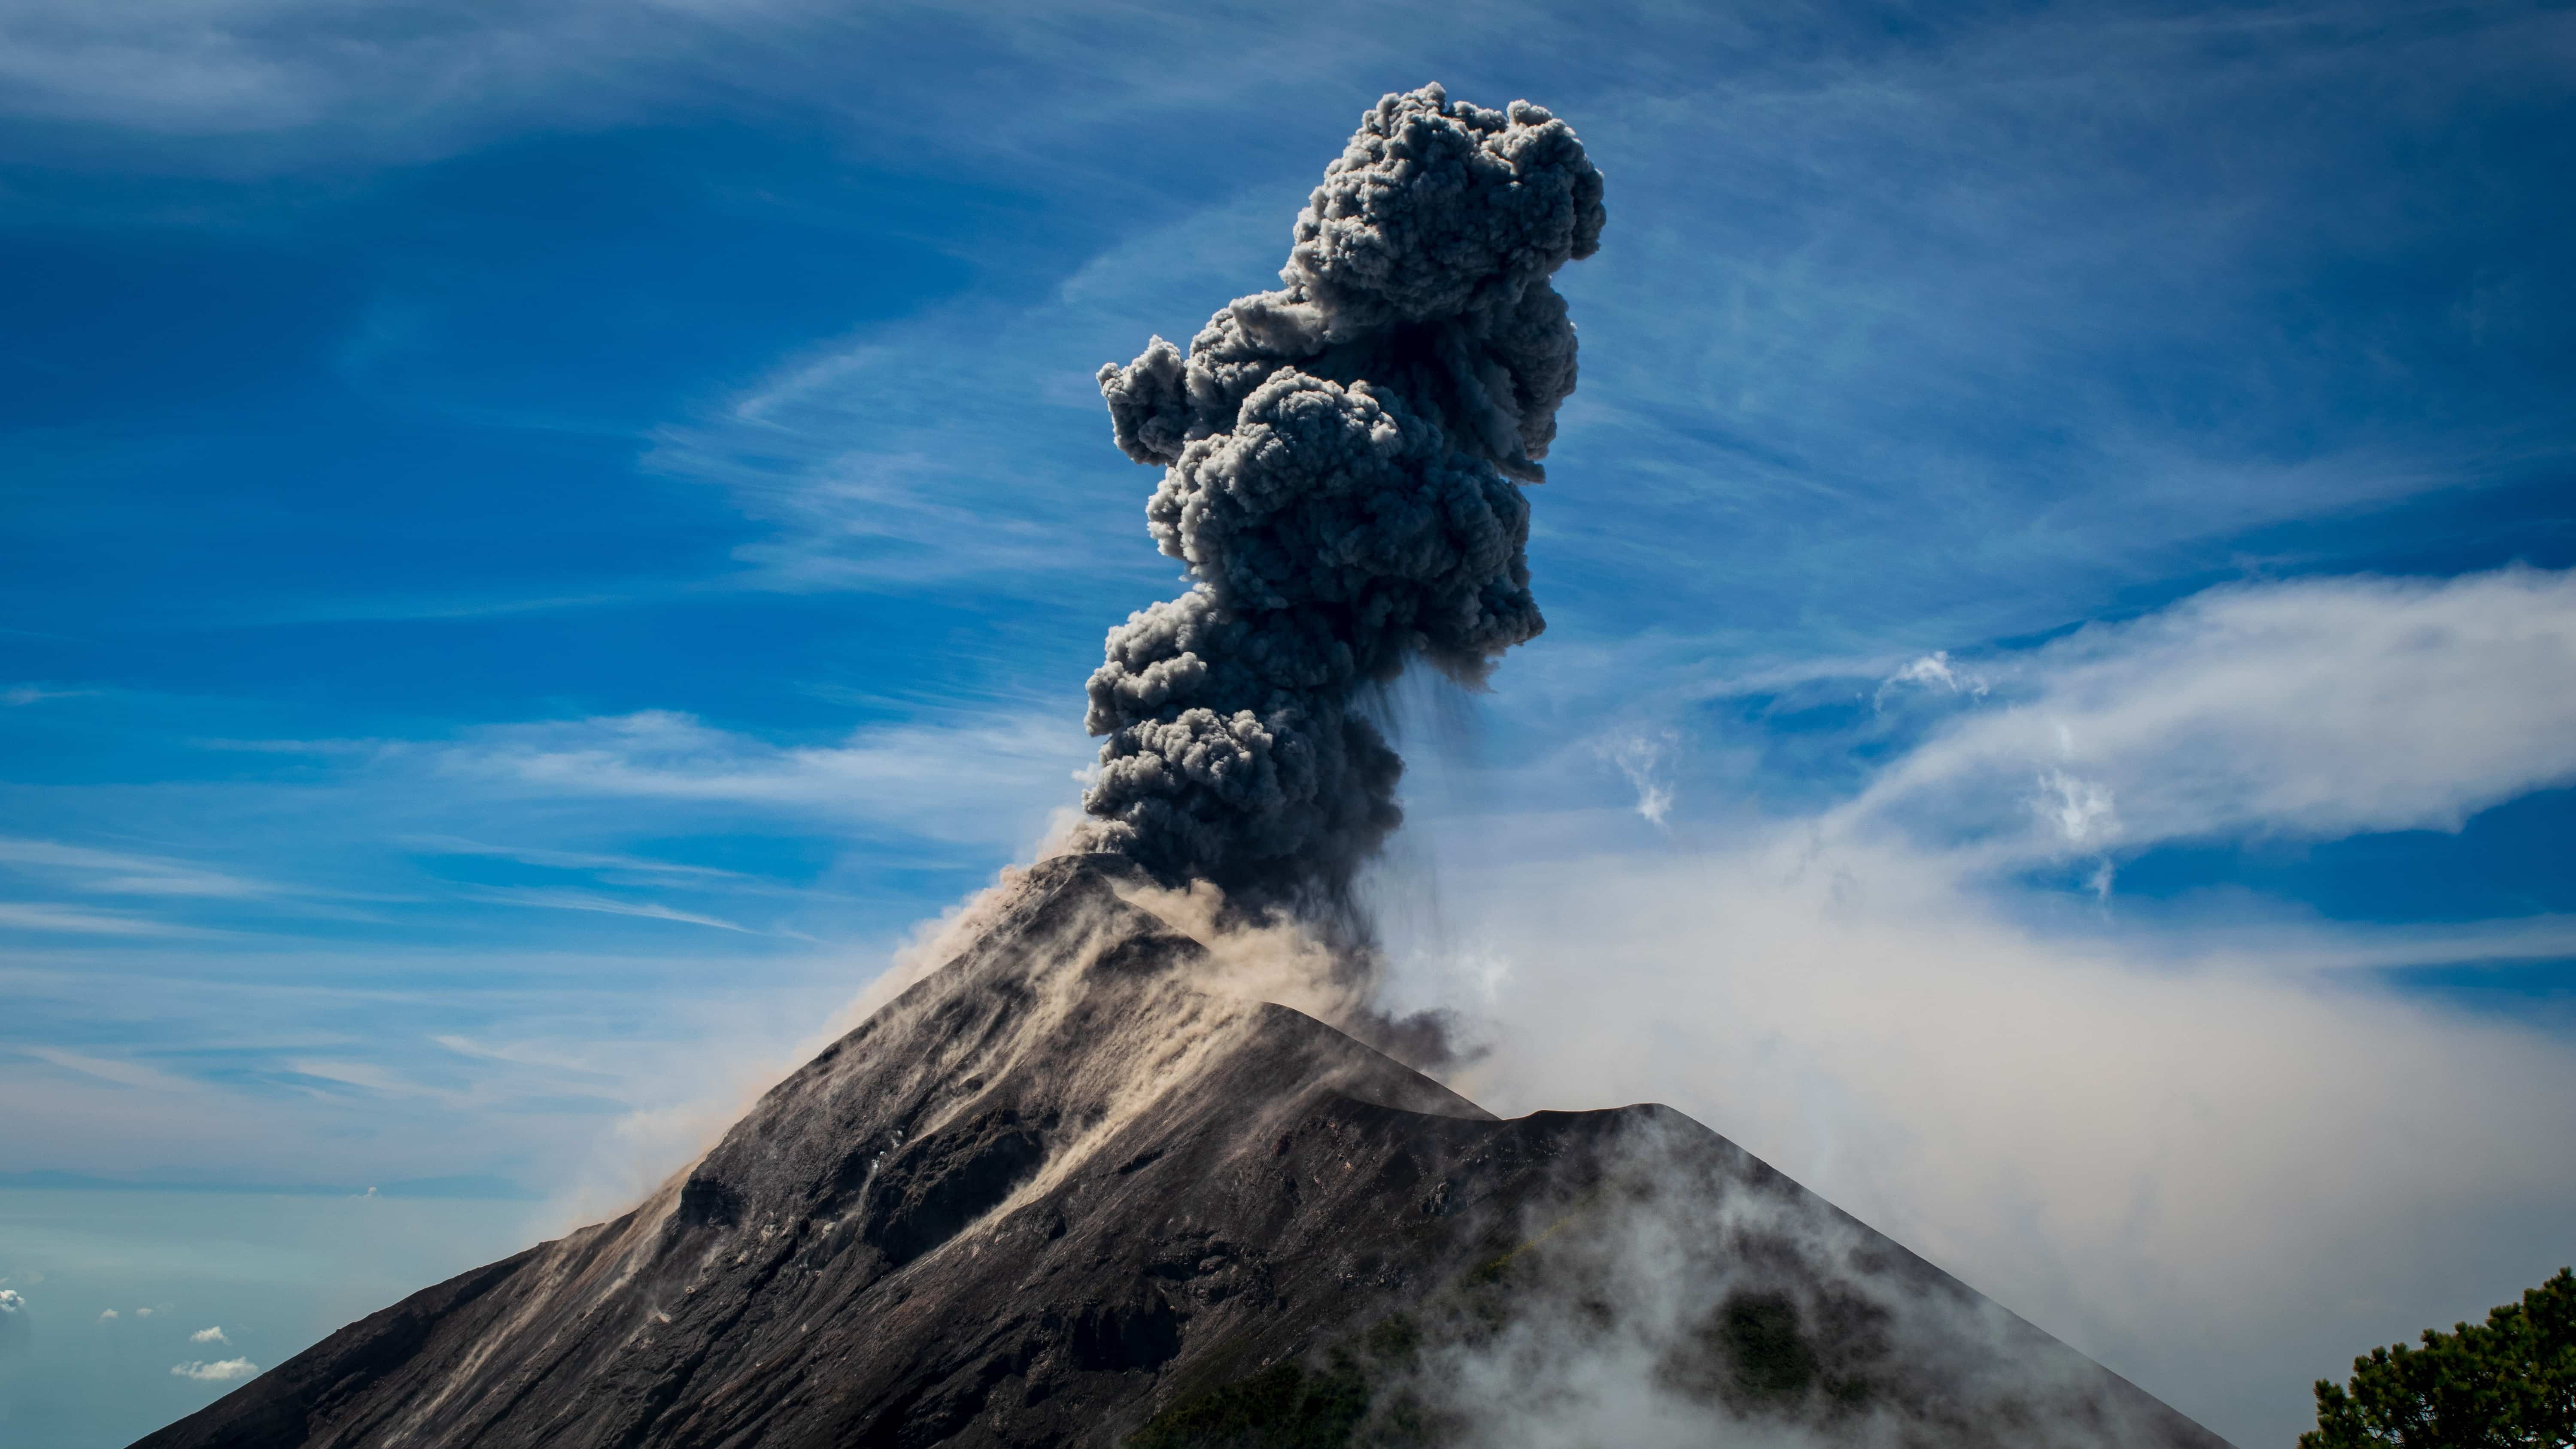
[134,855,2230,1448]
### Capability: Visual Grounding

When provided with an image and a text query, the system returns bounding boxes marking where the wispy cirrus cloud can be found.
[18,1046,201,1092]
[0,838,276,899]
[0,902,215,937]
[456,887,778,937]
[399,837,750,881]
[423,707,1093,850]
[3,684,91,707]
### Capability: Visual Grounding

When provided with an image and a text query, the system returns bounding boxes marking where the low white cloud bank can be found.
[1846,567,2576,865]
[171,1357,258,1382]
[1388,568,2576,1448]
[1418,839,2576,1449]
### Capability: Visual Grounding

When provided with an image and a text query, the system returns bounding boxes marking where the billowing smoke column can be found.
[1079,83,1605,907]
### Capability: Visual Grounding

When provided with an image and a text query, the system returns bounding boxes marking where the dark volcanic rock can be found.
[133,856,2230,1449]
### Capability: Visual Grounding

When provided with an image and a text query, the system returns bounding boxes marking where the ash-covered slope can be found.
[135,856,2227,1449]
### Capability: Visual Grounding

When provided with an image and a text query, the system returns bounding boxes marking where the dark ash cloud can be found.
[1080,83,1604,905]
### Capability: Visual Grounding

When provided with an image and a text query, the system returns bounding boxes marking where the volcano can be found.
[140,85,2234,1449]
[135,856,2228,1449]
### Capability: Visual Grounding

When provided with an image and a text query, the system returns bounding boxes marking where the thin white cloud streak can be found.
[19,1046,202,1092]
[170,1357,258,1381]
[400,836,750,880]
[0,902,207,936]
[425,707,1093,850]
[0,837,405,941]
[457,887,773,936]
[0,837,273,898]
[1844,567,2576,864]
[2157,913,2576,975]
[281,1057,451,1100]
[430,1033,620,1081]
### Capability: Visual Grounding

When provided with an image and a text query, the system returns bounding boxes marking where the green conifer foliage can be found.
[2303,1268,2576,1448]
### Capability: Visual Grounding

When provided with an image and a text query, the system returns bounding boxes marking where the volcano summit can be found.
[134,88,2231,1449]
[136,857,2224,1449]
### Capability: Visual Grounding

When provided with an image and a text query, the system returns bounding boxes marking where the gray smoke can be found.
[1081,83,1605,905]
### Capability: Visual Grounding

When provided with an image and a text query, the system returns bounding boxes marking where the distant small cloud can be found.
[1595,731,1679,826]
[190,1325,227,1344]
[2035,769,2118,847]
[172,1358,258,1382]
[97,1309,118,1322]
[1875,650,1990,709]
[0,1289,24,1312]
[136,1306,154,1317]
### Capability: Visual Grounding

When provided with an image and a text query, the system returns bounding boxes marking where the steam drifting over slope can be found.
[1080,83,1604,905]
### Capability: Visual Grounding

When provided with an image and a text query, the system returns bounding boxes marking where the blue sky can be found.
[2,2,2573,1445]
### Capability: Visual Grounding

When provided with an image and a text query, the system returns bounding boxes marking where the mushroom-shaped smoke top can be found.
[1081,84,1604,907]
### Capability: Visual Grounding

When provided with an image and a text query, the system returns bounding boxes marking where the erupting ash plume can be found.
[1080,83,1605,905]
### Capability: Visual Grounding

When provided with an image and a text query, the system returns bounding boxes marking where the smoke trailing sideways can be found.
[1080,83,1605,905]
